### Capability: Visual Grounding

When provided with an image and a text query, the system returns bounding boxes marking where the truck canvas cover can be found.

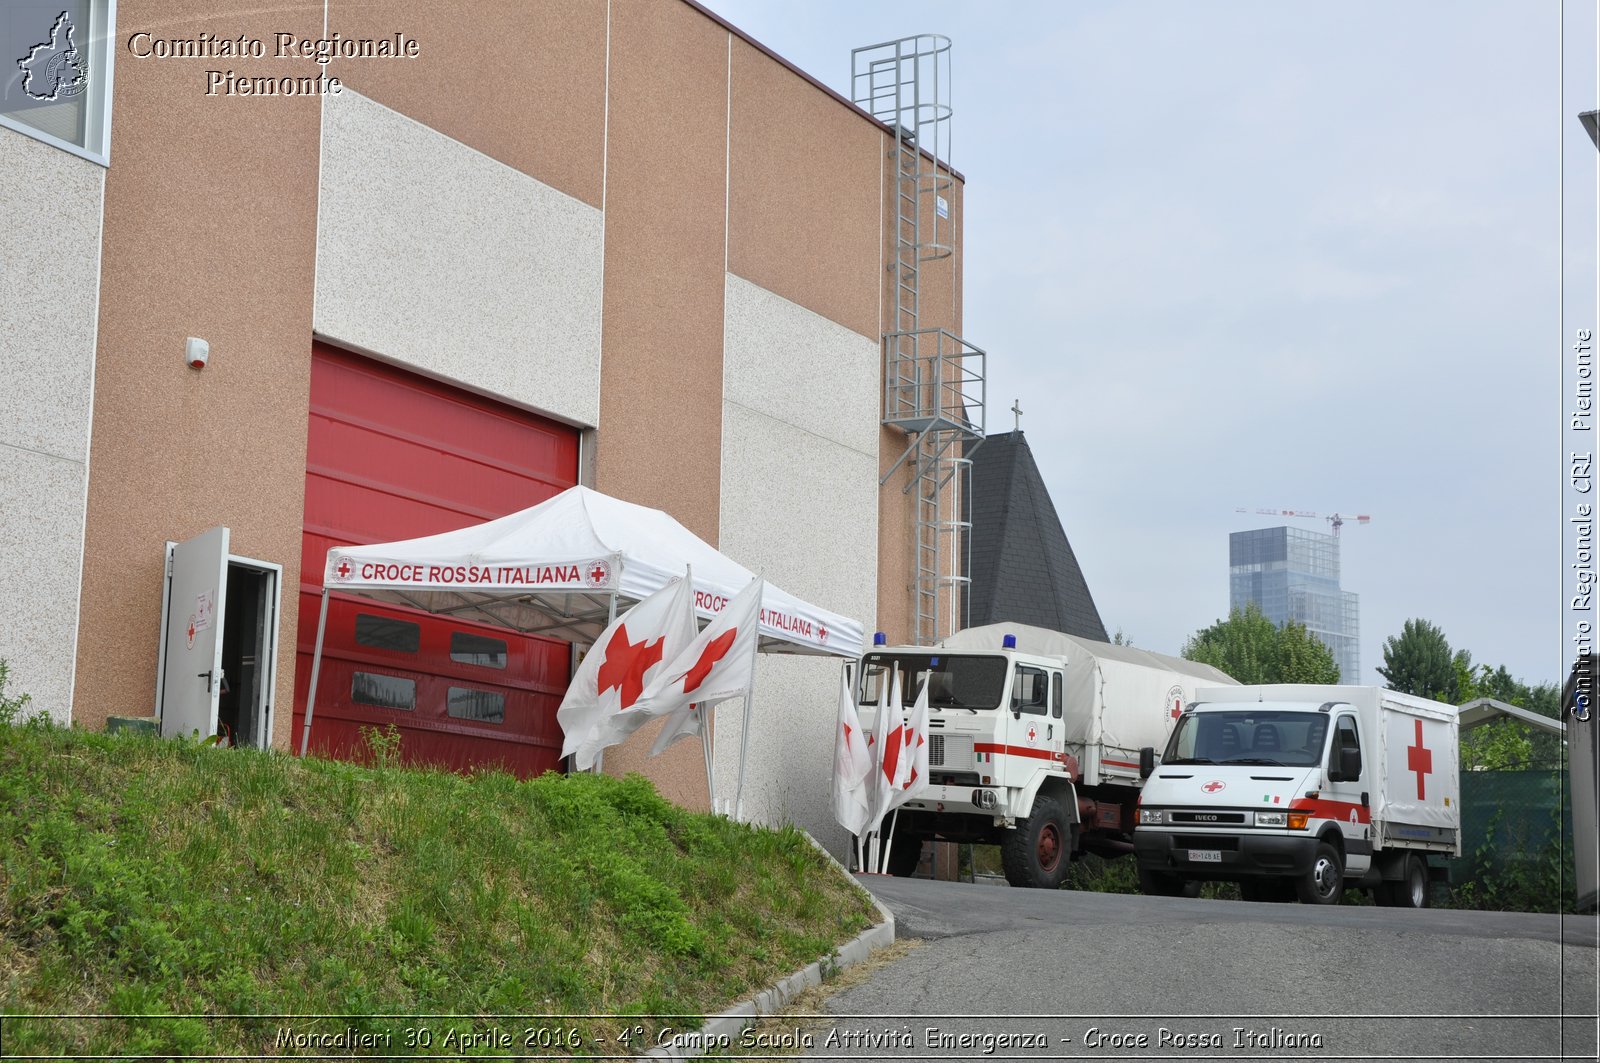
[942,623,1238,777]
[1194,684,1461,840]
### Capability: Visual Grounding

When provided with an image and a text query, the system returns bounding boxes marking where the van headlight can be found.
[1138,808,1164,825]
[1255,811,1287,827]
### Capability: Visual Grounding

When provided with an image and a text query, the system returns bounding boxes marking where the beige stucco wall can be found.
[715,275,879,849]
[314,90,604,427]
[0,128,104,724]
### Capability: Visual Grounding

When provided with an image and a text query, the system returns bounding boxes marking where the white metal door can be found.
[1325,712,1373,876]
[160,526,230,739]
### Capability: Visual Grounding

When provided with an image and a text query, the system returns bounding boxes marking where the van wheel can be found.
[1295,841,1345,905]
[1381,854,1429,908]
[1137,868,1193,897]
[1001,794,1072,889]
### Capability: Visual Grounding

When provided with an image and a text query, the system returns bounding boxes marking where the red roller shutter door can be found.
[295,344,579,776]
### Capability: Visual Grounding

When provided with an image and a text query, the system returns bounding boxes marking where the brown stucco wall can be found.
[324,0,606,209]
[726,37,882,339]
[590,0,730,805]
[73,0,322,745]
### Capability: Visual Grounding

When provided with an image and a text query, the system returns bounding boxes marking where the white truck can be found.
[1133,684,1461,906]
[857,623,1237,888]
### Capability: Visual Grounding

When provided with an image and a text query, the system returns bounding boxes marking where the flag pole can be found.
[867,662,897,874]
[733,684,754,822]
[593,587,619,776]
[881,808,901,874]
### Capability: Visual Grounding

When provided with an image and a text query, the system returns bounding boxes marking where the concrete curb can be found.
[644,831,895,1060]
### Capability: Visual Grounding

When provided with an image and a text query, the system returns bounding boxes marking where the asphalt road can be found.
[788,877,1599,1062]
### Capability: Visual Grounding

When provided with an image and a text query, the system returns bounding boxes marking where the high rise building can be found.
[1229,527,1360,681]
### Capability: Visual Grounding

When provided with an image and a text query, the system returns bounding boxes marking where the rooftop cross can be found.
[1011,399,1023,432]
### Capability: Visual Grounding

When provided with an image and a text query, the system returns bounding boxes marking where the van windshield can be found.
[858,653,1007,711]
[1163,710,1328,768]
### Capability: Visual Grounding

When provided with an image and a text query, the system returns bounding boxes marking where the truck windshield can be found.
[858,653,1008,711]
[1163,710,1329,768]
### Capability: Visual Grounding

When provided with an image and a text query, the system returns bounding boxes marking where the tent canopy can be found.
[320,485,863,657]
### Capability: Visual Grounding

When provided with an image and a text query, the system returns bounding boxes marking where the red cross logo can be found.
[1407,719,1433,800]
[596,624,665,709]
[186,618,196,648]
[1171,698,1182,720]
[334,558,352,580]
[683,629,737,694]
[1026,725,1038,744]
[1201,780,1226,793]
[818,624,828,643]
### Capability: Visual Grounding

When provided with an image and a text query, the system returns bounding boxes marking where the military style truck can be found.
[856,623,1236,888]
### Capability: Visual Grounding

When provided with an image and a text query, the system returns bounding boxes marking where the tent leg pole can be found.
[593,591,619,776]
[299,589,330,757]
[734,685,754,823]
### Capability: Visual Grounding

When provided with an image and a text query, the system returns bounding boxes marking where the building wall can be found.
[49,0,964,849]
[0,128,104,723]
[72,0,323,742]
[715,275,880,843]
[313,89,604,427]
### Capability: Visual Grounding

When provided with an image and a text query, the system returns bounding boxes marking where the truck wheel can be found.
[1382,854,1429,908]
[1001,794,1071,889]
[885,835,924,878]
[1294,841,1345,905]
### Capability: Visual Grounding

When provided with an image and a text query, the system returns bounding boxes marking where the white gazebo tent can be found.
[298,486,864,805]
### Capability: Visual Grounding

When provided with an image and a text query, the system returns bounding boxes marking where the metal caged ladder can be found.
[852,34,986,646]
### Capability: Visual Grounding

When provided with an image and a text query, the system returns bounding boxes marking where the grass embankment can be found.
[0,721,877,1058]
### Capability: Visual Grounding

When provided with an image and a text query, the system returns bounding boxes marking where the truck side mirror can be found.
[1139,746,1156,779]
[1339,747,1361,780]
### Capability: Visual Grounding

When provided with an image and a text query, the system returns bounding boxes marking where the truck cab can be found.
[857,641,1079,888]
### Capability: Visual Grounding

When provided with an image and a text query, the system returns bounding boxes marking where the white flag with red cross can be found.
[609,576,764,750]
[832,666,873,836]
[557,574,698,771]
[866,665,910,840]
[888,676,931,814]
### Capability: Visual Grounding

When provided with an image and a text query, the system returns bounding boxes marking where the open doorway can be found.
[218,561,277,748]
[158,530,281,749]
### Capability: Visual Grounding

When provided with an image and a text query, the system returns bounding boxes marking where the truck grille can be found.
[1169,811,1247,825]
[928,734,975,772]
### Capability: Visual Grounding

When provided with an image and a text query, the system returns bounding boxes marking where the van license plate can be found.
[1188,850,1221,863]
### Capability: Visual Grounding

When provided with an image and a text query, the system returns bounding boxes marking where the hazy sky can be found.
[702,0,1599,688]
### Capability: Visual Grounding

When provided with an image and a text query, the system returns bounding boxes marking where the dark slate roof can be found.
[963,430,1108,641]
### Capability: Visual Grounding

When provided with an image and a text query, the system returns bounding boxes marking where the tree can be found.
[1377,618,1458,701]
[1181,603,1341,684]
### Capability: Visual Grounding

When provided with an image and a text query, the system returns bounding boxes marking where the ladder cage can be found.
[854,33,985,647]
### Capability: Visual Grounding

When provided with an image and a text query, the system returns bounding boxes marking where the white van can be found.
[1133,685,1460,905]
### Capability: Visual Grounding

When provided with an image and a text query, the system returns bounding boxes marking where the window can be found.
[447,687,505,725]
[857,653,1008,710]
[0,0,116,164]
[355,614,420,653]
[1331,716,1360,760]
[1012,666,1048,716]
[451,632,507,669]
[351,672,415,711]
[1051,672,1063,719]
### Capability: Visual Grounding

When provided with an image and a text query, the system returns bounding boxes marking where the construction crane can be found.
[1236,507,1372,538]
